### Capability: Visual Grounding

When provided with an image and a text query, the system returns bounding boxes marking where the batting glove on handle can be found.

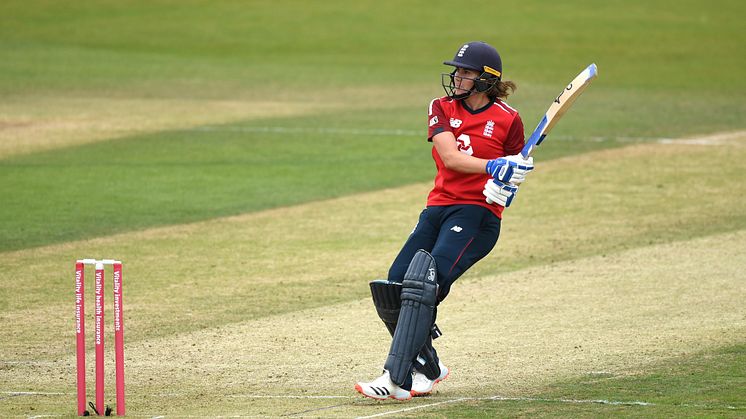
[483,179,518,208]
[485,154,534,185]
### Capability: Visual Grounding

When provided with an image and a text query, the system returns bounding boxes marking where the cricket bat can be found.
[521,63,598,158]
[485,63,597,205]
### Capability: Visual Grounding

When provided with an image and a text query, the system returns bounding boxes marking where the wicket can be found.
[75,259,125,416]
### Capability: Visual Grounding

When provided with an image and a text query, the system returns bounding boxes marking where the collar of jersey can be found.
[459,99,495,115]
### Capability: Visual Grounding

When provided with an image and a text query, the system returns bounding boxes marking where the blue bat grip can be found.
[521,115,548,158]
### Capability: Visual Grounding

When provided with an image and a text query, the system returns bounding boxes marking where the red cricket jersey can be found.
[426,96,525,219]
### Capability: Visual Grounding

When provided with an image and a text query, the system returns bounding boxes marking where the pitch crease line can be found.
[356,397,471,419]
[226,394,354,399]
[488,395,653,406]
[355,395,741,418]
[1,391,70,396]
[355,396,658,418]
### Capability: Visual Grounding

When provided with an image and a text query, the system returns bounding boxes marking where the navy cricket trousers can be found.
[387,204,501,302]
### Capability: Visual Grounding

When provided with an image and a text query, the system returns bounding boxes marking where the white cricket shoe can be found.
[411,361,449,396]
[355,370,412,401]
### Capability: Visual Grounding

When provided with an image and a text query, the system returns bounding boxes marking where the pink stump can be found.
[113,262,125,416]
[94,263,104,415]
[75,262,86,415]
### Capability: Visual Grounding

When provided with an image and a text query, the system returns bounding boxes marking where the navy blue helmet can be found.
[442,41,503,99]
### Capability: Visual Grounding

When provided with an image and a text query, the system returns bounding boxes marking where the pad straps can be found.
[370,279,442,380]
[384,250,439,385]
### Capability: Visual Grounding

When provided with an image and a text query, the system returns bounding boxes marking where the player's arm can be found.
[431,131,490,174]
[427,98,530,179]
[433,130,533,182]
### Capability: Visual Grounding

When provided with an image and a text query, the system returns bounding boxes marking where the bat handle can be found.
[522,116,549,158]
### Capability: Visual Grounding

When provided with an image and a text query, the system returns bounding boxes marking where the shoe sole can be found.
[410,368,450,397]
[355,383,412,401]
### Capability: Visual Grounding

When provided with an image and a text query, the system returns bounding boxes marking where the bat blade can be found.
[521,63,598,158]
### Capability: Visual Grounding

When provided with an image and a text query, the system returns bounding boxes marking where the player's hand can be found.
[485,154,534,185]
[483,179,518,208]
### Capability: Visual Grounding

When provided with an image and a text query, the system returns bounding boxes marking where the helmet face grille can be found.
[441,70,498,99]
[442,72,463,99]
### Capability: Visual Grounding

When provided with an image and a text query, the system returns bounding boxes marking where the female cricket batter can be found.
[355,41,534,400]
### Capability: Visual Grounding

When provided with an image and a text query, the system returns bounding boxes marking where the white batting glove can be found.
[483,179,518,208]
[485,154,534,185]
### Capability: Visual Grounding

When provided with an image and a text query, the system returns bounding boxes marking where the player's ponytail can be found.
[486,80,517,100]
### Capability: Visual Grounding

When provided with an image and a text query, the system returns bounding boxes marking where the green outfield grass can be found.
[2,0,745,251]
[1,0,745,417]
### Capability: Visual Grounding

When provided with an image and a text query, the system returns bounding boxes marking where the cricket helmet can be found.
[442,41,503,99]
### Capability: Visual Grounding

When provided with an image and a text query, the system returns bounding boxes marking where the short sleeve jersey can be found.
[426,96,525,219]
